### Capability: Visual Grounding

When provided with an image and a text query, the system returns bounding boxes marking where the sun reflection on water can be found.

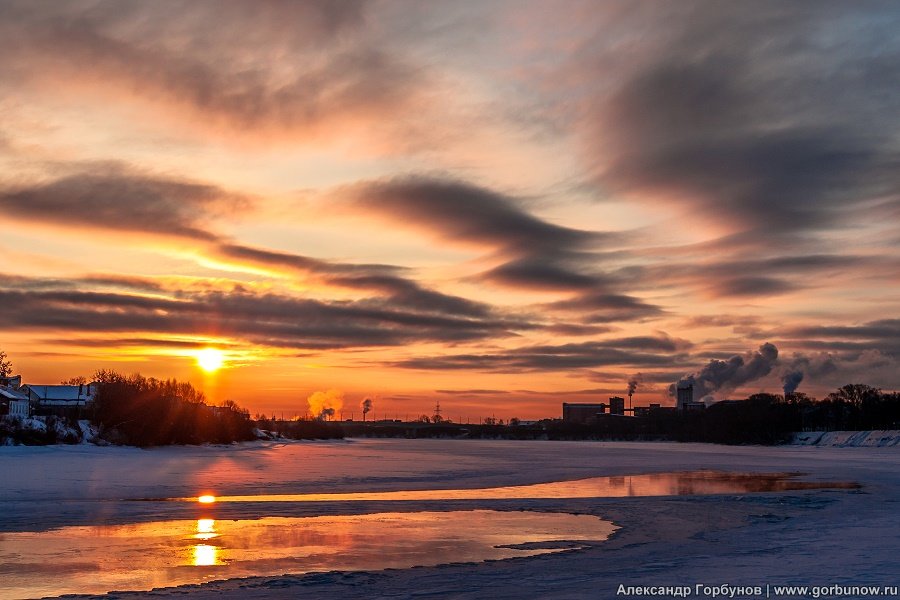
[192,544,220,567]
[0,510,617,598]
[194,518,218,541]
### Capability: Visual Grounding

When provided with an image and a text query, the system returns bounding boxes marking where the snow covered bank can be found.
[2,440,898,599]
[792,430,900,447]
[0,415,97,446]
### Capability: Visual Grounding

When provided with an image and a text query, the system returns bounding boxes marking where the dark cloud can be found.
[0,277,528,351]
[781,320,900,341]
[608,253,876,299]
[43,337,225,350]
[0,164,245,240]
[348,177,599,253]
[213,243,498,319]
[480,257,599,291]
[0,166,508,322]
[590,2,900,237]
[546,292,664,323]
[395,335,691,373]
[348,176,626,297]
[539,323,614,337]
[0,1,419,140]
[775,320,900,361]
[710,276,795,298]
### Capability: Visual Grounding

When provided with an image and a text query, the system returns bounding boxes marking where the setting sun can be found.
[198,495,217,504]
[196,349,225,373]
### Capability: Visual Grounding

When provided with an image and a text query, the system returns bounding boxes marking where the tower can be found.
[676,384,694,410]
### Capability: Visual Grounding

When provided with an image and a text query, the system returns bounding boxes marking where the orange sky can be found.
[1,1,899,419]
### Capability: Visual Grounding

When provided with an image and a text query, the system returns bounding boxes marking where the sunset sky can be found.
[1,1,898,419]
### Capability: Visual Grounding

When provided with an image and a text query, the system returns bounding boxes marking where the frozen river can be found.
[0,439,897,599]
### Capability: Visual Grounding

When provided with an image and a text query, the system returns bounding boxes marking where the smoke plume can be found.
[361,397,373,421]
[779,353,840,395]
[627,374,642,397]
[670,343,779,402]
[781,370,804,395]
[307,389,344,421]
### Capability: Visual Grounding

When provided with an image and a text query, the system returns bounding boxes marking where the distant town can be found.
[3,360,899,448]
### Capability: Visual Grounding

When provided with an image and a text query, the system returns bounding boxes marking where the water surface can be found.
[172,470,860,503]
[0,510,615,599]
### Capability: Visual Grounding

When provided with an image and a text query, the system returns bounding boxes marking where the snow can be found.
[792,430,900,447]
[1,439,899,599]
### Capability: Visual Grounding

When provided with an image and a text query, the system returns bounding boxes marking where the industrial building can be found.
[633,403,664,417]
[676,384,706,411]
[563,396,634,423]
[608,396,625,416]
[562,402,607,424]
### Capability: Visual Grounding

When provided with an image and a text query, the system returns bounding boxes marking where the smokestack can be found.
[361,397,373,422]
[626,374,642,409]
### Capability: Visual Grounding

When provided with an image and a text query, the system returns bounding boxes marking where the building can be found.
[633,403,660,418]
[562,402,607,424]
[676,384,694,410]
[0,375,22,389]
[0,386,30,417]
[608,396,625,416]
[23,383,98,416]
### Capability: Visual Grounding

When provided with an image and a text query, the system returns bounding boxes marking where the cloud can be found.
[0,163,246,240]
[0,165,511,321]
[776,320,900,361]
[345,176,632,298]
[781,320,900,342]
[607,253,876,299]
[395,334,692,373]
[546,292,664,323]
[346,176,598,253]
[0,276,528,351]
[584,2,900,238]
[0,0,424,145]
[710,276,796,298]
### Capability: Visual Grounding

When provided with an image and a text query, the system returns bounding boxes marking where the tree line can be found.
[331,384,900,445]
[89,370,257,446]
[546,384,900,444]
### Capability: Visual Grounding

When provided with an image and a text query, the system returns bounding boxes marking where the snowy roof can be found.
[0,387,29,401]
[24,384,97,401]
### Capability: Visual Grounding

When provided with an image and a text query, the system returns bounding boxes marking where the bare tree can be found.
[0,349,12,378]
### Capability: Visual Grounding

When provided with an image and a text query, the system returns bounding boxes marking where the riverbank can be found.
[1,440,898,598]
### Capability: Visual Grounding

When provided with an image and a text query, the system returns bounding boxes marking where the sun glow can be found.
[198,495,217,504]
[196,348,225,373]
[195,518,218,541]
[192,544,219,567]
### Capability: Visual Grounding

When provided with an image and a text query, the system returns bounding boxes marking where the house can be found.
[23,383,98,416]
[0,386,30,417]
[0,375,22,389]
